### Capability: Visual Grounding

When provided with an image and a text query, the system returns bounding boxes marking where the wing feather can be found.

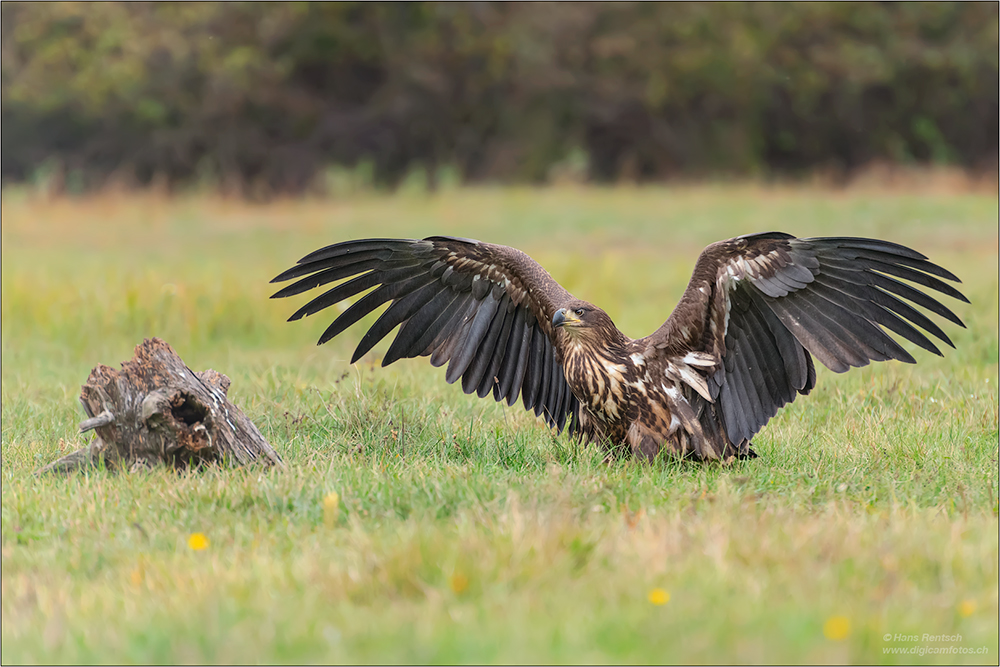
[521,326,546,412]
[768,295,873,370]
[719,340,755,443]
[428,297,478,367]
[447,292,500,384]
[332,276,441,351]
[465,291,512,396]
[476,295,516,398]
[818,265,964,327]
[534,335,554,419]
[803,280,916,360]
[387,289,463,365]
[496,307,530,405]
[727,313,769,437]
[559,384,578,433]
[780,290,896,362]
[271,254,424,297]
[547,353,567,428]
[740,293,788,407]
[817,255,968,303]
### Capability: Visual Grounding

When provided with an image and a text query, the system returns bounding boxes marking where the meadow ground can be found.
[1,184,998,664]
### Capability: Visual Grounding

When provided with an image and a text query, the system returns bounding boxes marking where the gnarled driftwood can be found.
[38,338,281,474]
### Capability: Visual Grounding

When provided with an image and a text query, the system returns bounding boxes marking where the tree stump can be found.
[38,338,282,474]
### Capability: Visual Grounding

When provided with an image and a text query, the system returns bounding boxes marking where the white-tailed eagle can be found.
[271,233,966,461]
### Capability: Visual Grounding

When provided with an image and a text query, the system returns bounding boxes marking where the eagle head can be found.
[552,301,623,342]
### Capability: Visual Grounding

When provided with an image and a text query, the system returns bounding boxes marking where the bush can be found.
[1,2,996,194]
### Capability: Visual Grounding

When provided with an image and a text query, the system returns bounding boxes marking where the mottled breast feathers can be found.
[272,232,967,461]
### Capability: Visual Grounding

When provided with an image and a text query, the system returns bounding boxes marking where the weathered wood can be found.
[79,409,115,433]
[38,338,281,474]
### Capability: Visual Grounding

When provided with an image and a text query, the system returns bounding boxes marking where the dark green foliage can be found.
[1,2,997,193]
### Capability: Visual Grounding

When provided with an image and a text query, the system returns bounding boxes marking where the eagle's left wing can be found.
[643,232,968,451]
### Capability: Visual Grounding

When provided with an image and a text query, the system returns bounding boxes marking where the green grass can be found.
[2,185,998,664]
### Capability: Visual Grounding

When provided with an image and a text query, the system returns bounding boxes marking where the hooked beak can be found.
[552,308,581,328]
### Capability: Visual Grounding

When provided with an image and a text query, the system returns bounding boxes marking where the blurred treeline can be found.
[2,2,997,195]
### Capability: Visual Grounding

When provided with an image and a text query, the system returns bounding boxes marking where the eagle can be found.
[271,232,967,461]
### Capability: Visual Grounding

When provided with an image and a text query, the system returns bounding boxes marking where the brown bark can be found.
[38,338,281,474]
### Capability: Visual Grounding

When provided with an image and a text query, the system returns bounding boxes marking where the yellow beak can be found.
[552,308,582,328]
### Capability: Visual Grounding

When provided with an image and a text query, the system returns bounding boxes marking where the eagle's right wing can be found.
[271,236,580,431]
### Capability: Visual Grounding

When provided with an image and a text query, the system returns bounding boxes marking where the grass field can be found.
[2,185,998,664]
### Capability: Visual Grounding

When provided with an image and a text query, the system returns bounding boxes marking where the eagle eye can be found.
[574,307,586,317]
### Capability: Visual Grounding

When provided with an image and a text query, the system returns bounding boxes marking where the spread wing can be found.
[271,236,580,431]
[644,232,968,447]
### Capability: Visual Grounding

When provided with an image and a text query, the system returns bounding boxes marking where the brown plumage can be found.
[271,232,967,461]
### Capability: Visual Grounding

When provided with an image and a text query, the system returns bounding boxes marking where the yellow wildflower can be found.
[450,573,469,594]
[823,615,850,640]
[648,588,670,605]
[187,532,209,551]
[323,492,340,526]
[958,599,976,617]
